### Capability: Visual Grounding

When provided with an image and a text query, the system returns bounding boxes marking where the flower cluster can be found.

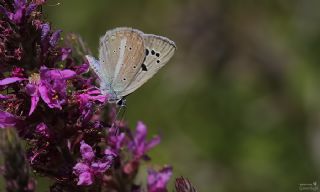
[73,141,114,186]
[0,0,189,192]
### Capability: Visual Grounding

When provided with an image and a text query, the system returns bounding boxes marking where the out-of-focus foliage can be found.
[28,0,320,191]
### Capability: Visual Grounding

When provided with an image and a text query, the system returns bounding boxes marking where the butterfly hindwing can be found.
[99,27,145,95]
[118,34,176,97]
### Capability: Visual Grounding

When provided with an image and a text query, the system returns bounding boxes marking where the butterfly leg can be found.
[110,98,127,136]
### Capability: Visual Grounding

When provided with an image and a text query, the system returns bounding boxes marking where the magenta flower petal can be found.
[77,172,93,186]
[135,121,147,144]
[0,77,25,86]
[78,89,107,104]
[148,166,173,192]
[26,83,40,115]
[104,149,117,157]
[61,48,71,61]
[129,122,160,159]
[40,67,76,80]
[0,94,11,99]
[9,8,23,24]
[80,141,95,162]
[49,30,62,47]
[73,162,90,175]
[26,3,37,16]
[26,83,39,96]
[13,0,26,9]
[40,23,50,40]
[146,135,161,151]
[59,69,77,79]
[91,161,112,173]
[38,83,53,108]
[29,95,39,115]
[0,110,19,129]
[74,63,89,74]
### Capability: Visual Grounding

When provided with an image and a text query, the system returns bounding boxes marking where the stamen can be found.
[29,73,40,84]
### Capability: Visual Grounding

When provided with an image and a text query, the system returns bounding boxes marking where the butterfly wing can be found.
[118,34,176,97]
[85,55,104,80]
[99,27,146,97]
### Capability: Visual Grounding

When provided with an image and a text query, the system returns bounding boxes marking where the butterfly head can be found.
[106,91,126,107]
[107,93,119,103]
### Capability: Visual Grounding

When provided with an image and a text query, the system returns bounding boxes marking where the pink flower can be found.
[35,122,49,138]
[60,48,71,61]
[79,141,95,162]
[0,0,37,24]
[76,88,107,108]
[75,88,107,123]
[73,141,114,186]
[148,166,173,192]
[11,67,25,77]
[25,67,76,115]
[129,121,161,159]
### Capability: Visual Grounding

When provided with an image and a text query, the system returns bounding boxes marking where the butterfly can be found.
[85,27,176,106]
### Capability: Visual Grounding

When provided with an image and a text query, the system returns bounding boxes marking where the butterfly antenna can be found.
[110,106,121,135]
[116,104,127,135]
[119,104,127,124]
[47,2,61,7]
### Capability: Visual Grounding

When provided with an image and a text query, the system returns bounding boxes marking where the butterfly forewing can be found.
[118,34,176,97]
[99,28,145,94]
[86,55,104,80]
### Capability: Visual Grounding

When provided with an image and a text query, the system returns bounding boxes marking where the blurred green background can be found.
[20,0,320,191]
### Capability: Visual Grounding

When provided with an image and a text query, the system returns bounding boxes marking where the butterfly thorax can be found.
[100,82,121,103]
[101,85,126,106]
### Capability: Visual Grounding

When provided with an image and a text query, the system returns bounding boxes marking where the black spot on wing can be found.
[142,64,148,71]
